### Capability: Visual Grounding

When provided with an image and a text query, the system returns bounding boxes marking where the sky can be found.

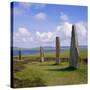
[11,2,88,48]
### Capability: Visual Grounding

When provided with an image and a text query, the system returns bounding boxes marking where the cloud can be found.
[76,22,87,37]
[13,2,47,16]
[14,27,33,43]
[34,12,47,20]
[52,12,88,46]
[56,21,87,46]
[13,2,32,15]
[35,31,55,43]
[56,22,72,40]
[13,27,55,48]
[60,12,69,21]
[13,10,87,48]
[75,22,88,45]
[14,20,87,48]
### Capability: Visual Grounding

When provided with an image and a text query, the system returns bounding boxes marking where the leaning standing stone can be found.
[69,25,79,68]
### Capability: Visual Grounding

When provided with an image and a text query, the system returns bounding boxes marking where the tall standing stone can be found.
[56,37,60,64]
[69,25,79,68]
[40,46,44,63]
[19,49,21,60]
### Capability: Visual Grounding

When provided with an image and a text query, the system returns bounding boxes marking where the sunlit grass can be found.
[14,61,87,88]
[13,49,88,88]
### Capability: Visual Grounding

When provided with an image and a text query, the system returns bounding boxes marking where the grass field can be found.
[13,50,88,88]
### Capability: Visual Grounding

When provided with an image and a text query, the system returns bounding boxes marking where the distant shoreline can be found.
[13,49,87,59]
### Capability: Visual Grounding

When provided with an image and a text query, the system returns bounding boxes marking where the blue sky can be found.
[11,2,88,48]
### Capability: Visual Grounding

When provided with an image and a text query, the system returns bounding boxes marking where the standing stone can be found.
[69,25,79,68]
[56,37,60,64]
[19,49,21,60]
[40,47,44,63]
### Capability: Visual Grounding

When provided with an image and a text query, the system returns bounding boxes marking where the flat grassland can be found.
[13,50,88,88]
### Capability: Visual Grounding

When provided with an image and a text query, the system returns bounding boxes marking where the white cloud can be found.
[13,10,87,48]
[14,21,87,48]
[56,21,87,46]
[34,12,47,20]
[13,27,55,48]
[13,2,32,15]
[58,12,87,46]
[35,31,55,43]
[60,12,69,21]
[56,22,72,40]
[76,22,87,37]
[13,2,47,16]
[14,27,33,43]
[15,27,31,37]
[75,22,88,45]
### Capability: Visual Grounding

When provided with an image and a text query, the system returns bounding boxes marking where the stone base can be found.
[55,58,60,64]
[40,57,44,63]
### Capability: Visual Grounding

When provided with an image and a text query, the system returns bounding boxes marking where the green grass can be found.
[13,50,88,88]
[13,62,87,88]
[79,49,87,59]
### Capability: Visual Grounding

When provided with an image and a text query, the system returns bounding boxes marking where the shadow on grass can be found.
[47,67,77,72]
[39,62,64,65]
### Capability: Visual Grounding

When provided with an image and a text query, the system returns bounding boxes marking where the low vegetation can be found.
[13,50,88,88]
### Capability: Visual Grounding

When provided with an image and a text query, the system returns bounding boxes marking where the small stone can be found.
[19,49,21,60]
[56,37,60,64]
[40,47,44,63]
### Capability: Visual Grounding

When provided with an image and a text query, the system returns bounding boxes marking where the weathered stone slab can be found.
[69,25,79,68]
[40,47,44,62]
[56,37,60,64]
